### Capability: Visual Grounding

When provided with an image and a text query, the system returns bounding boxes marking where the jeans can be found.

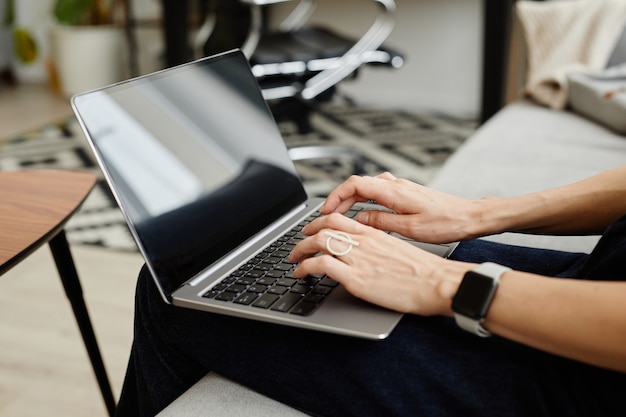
[115,239,626,417]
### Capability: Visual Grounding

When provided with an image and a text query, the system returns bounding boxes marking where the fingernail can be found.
[358,212,369,225]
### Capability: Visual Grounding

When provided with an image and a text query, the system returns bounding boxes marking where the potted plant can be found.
[49,0,127,96]
[4,0,50,84]
[53,0,113,26]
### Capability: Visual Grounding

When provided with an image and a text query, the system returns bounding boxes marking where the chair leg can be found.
[48,231,116,417]
[269,88,337,134]
[270,97,314,133]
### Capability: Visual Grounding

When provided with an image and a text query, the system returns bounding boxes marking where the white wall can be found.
[130,0,166,76]
[273,0,484,117]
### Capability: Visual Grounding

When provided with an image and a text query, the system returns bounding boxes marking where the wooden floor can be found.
[0,84,144,417]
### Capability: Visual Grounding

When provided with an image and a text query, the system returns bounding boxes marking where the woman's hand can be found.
[289,213,471,316]
[320,173,487,244]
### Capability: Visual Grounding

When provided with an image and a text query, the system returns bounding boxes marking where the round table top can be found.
[0,170,97,275]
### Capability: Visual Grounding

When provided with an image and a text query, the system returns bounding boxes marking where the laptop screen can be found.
[73,50,307,298]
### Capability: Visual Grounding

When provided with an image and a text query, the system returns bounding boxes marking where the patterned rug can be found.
[0,101,475,251]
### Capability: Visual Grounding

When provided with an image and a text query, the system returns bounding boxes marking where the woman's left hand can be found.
[289,213,469,316]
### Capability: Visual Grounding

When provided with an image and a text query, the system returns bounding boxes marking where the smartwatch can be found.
[452,262,511,337]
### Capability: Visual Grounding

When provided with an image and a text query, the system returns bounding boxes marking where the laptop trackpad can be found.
[390,232,455,258]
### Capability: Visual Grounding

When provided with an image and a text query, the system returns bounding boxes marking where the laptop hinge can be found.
[186,201,318,287]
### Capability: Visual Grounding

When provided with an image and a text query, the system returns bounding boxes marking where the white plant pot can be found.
[10,0,54,83]
[50,26,125,97]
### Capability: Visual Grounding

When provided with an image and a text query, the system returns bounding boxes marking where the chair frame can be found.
[194,0,401,100]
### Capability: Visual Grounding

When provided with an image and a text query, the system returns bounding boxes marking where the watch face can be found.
[452,271,498,319]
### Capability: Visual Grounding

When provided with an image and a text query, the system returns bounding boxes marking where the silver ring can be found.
[324,231,359,257]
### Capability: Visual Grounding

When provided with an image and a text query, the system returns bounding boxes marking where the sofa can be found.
[157,2,626,415]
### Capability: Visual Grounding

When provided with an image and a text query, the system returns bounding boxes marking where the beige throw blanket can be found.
[517,0,626,109]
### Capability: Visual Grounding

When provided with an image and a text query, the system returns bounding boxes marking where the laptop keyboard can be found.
[202,207,363,316]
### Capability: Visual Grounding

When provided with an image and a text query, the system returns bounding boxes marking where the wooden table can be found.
[0,170,116,417]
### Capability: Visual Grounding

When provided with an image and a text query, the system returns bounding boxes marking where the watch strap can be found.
[454,313,493,337]
[454,262,511,337]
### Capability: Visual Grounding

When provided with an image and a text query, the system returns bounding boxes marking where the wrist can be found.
[468,196,525,238]
[435,261,476,317]
[480,193,555,236]
[452,262,512,337]
[463,197,501,239]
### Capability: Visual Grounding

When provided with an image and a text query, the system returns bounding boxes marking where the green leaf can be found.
[13,27,38,64]
[4,0,15,26]
[53,0,94,25]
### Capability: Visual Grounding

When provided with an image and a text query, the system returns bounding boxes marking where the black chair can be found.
[196,0,404,134]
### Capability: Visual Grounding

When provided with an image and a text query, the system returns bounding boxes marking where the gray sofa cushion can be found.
[157,373,307,416]
[428,101,626,253]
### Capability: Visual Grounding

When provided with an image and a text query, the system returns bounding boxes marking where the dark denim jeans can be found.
[115,240,626,417]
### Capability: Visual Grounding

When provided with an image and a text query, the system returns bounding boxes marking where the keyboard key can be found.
[226,284,247,293]
[257,277,277,286]
[268,286,288,295]
[266,270,284,279]
[302,293,325,304]
[276,278,296,287]
[245,270,264,279]
[234,292,259,305]
[236,277,256,286]
[297,274,321,286]
[212,283,230,292]
[281,243,296,251]
[274,262,293,271]
[273,250,290,258]
[252,293,279,309]
[256,263,272,271]
[345,208,361,218]
[290,300,318,316]
[222,276,238,285]
[248,284,269,293]
[319,277,339,287]
[290,284,311,294]
[216,291,238,302]
[271,293,303,312]
[202,290,220,299]
[313,285,332,295]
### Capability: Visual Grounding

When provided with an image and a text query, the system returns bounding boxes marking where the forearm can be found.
[487,272,626,373]
[436,267,626,373]
[473,166,626,237]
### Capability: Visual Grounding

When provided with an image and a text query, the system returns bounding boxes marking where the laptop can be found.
[72,49,457,340]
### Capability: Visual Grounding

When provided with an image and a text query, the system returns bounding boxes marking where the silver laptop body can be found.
[72,50,456,340]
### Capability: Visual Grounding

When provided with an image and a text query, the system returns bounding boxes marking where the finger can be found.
[292,254,352,283]
[288,233,325,263]
[324,174,429,217]
[321,175,385,214]
[376,171,396,180]
[301,212,363,236]
[290,225,357,262]
[357,210,407,234]
[291,217,365,262]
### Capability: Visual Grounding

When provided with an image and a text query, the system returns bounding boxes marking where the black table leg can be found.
[49,230,116,417]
